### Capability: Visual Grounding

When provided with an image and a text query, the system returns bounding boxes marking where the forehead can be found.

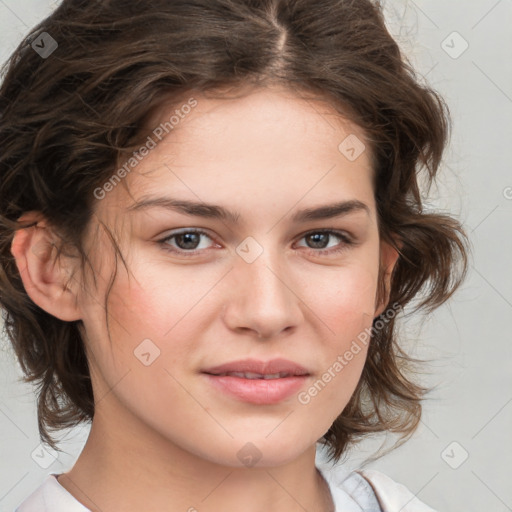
[150,85,366,157]
[100,85,375,222]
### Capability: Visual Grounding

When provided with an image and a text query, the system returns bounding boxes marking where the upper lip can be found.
[202,358,310,376]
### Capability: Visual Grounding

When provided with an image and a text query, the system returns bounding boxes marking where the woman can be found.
[0,0,468,510]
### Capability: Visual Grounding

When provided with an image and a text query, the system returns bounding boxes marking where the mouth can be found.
[201,359,311,405]
[205,371,304,379]
[202,357,310,377]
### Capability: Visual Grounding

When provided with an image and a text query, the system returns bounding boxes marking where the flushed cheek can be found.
[114,256,219,329]
[104,262,195,334]
[297,332,370,431]
[308,311,372,417]
[83,294,194,419]
[305,265,378,334]
[101,279,209,385]
[305,266,376,400]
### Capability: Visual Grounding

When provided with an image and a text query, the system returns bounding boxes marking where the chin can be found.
[195,433,316,469]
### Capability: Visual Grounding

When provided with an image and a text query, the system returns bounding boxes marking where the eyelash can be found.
[157,228,355,258]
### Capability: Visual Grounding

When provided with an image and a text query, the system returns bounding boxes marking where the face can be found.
[76,85,391,468]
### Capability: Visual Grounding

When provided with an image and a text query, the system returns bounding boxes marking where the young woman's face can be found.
[78,85,392,467]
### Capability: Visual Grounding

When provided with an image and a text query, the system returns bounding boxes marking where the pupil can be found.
[308,233,328,249]
[178,233,200,249]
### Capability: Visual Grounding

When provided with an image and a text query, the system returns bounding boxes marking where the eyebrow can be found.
[127,196,370,223]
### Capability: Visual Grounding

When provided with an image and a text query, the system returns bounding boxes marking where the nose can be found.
[221,246,304,340]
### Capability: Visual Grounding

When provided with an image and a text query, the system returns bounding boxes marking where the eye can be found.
[295,229,354,256]
[157,228,355,258]
[158,229,218,257]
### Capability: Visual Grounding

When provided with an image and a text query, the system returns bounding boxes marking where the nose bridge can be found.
[224,235,303,338]
[238,238,291,306]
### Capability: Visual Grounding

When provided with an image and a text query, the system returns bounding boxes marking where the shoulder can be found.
[318,463,438,512]
[355,469,439,512]
[15,474,91,512]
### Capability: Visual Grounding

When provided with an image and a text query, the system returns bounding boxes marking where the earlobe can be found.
[10,212,82,322]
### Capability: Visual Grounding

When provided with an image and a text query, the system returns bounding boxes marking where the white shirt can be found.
[14,466,438,511]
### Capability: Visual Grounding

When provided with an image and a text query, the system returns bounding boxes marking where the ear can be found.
[10,211,82,322]
[374,238,400,318]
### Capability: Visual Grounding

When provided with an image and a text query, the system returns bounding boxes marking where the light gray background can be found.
[0,1,511,511]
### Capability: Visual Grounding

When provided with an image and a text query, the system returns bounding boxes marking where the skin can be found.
[11,84,398,512]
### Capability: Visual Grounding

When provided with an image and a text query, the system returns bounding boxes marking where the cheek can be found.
[81,278,187,415]
[98,255,190,338]
[301,264,377,405]
[308,262,379,333]
[89,259,212,385]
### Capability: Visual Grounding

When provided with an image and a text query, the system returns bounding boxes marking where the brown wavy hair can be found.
[0,0,468,461]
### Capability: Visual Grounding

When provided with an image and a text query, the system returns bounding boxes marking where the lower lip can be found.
[203,374,309,405]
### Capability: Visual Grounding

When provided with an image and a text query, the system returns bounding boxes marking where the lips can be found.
[202,358,310,378]
[202,358,311,405]
[212,371,292,379]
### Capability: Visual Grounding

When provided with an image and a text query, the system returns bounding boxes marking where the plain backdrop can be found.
[0,1,511,511]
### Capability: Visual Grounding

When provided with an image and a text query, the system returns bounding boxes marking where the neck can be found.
[58,407,334,512]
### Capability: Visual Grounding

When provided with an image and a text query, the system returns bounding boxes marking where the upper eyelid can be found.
[160,228,216,242]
